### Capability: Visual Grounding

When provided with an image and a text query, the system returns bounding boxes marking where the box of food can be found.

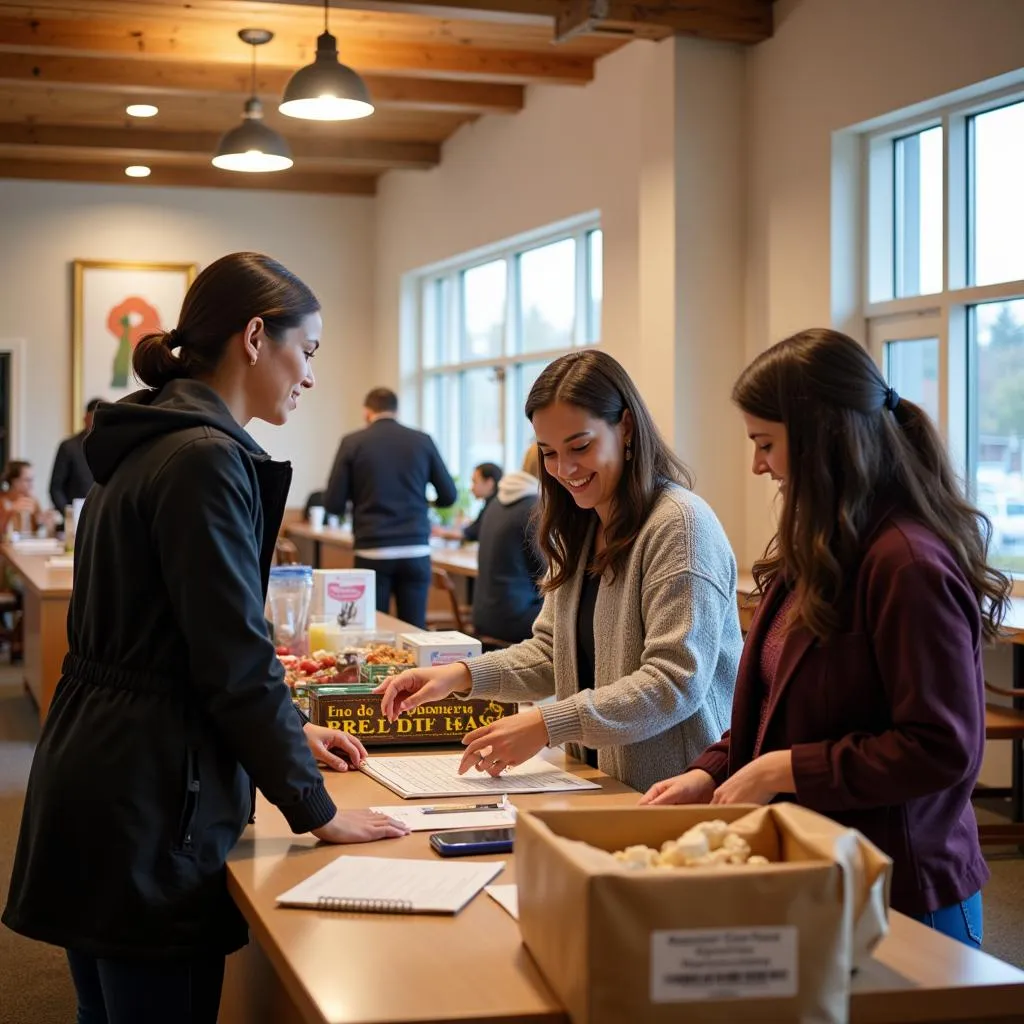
[515,804,891,1024]
[308,690,519,746]
[357,641,418,686]
[398,630,482,667]
[311,569,376,631]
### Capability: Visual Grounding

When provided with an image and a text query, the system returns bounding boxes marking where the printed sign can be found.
[650,927,798,1003]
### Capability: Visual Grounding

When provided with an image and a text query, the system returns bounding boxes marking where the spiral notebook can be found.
[275,855,505,915]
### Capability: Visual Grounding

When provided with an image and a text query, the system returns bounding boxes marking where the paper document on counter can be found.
[361,754,601,799]
[485,884,519,920]
[276,855,504,916]
[371,803,517,832]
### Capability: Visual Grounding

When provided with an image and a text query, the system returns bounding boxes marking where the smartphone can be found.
[429,827,515,857]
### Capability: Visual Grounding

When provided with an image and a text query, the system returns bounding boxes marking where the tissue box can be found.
[398,630,482,667]
[311,569,376,631]
[516,804,891,1024]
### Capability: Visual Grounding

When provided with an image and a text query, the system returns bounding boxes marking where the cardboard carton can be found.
[398,630,482,667]
[311,569,376,631]
[516,804,891,1024]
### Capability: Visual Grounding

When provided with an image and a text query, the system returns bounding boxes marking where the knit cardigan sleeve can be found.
[465,590,557,702]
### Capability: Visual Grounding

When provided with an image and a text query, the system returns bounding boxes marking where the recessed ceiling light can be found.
[126,103,159,118]
[125,165,151,178]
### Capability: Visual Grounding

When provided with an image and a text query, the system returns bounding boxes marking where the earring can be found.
[250,357,257,367]
[624,439,633,462]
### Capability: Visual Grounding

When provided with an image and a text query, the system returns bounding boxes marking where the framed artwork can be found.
[72,259,197,429]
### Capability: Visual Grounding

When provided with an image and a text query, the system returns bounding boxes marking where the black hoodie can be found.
[3,379,336,959]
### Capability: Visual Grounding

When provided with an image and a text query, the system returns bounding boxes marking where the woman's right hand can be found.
[311,809,409,844]
[639,769,716,806]
[374,662,472,722]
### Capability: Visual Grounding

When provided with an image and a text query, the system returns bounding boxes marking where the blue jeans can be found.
[66,949,225,1024]
[913,890,983,948]
[355,554,432,628]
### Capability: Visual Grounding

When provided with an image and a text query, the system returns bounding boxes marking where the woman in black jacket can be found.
[2,253,406,1023]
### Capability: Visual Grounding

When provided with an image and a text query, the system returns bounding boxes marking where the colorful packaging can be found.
[398,631,482,667]
[311,569,376,631]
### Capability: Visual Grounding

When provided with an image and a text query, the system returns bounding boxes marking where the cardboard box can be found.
[398,630,482,667]
[311,569,376,631]
[516,804,891,1024]
[308,689,518,746]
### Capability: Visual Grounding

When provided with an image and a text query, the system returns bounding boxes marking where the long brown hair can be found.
[525,350,692,591]
[733,328,1011,641]
[133,252,320,389]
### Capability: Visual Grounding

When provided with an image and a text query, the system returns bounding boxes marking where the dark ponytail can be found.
[734,328,1011,642]
[132,252,320,390]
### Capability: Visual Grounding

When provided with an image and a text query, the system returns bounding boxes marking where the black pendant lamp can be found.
[213,29,294,173]
[279,0,374,121]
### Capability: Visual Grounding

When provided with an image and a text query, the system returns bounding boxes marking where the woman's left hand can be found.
[304,723,368,772]
[459,709,549,777]
[710,750,795,805]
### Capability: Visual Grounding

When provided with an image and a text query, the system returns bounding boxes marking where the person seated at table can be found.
[377,350,742,794]
[640,328,1012,947]
[0,460,51,538]
[471,446,543,647]
[433,462,502,542]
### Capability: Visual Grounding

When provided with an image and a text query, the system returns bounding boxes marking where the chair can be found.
[975,679,1024,846]
[0,588,23,663]
[274,536,302,566]
[426,566,472,632]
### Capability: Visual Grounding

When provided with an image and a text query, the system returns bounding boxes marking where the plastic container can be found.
[267,565,314,655]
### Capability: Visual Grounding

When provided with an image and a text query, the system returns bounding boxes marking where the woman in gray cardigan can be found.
[377,351,741,794]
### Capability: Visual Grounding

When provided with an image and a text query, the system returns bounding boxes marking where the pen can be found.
[418,797,508,814]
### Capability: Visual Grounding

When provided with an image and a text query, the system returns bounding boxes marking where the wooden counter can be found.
[221,751,1024,1024]
[1,543,73,722]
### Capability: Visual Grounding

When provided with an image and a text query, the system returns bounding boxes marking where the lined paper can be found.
[361,754,601,800]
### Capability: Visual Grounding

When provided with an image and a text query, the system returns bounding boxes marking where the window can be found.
[413,218,602,483]
[866,94,1024,576]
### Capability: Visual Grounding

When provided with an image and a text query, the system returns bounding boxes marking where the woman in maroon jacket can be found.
[642,328,1011,947]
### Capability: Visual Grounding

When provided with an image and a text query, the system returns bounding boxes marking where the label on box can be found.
[649,927,797,1003]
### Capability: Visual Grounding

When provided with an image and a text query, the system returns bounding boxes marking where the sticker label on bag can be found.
[650,927,798,1002]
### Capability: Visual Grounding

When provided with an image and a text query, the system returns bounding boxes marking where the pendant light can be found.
[279,0,374,121]
[212,29,294,173]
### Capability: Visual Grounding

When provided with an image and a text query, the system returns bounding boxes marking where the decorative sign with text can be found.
[308,691,519,746]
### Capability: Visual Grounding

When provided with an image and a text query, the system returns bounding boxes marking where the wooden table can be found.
[220,751,1024,1024]
[1,543,73,722]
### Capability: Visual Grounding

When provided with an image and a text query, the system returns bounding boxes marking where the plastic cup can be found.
[308,505,326,530]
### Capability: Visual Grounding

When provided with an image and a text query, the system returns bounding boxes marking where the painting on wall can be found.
[72,260,197,430]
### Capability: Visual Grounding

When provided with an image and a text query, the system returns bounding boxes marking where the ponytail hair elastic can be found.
[884,386,900,412]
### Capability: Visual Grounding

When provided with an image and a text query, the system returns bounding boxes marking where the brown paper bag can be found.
[516,804,891,1024]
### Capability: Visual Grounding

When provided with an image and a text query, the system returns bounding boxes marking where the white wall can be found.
[374,36,748,547]
[0,179,375,506]
[744,0,1024,566]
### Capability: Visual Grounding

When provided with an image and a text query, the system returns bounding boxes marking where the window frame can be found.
[863,86,1024,584]
[408,213,602,480]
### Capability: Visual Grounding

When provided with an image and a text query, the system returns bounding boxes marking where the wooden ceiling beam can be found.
[553,0,773,43]
[0,52,525,115]
[0,156,378,193]
[0,123,441,169]
[0,13,594,84]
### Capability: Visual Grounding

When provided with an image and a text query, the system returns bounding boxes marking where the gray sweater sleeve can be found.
[540,569,732,748]
[465,592,557,702]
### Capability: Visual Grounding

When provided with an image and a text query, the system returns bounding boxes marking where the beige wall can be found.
[375,36,748,546]
[0,180,374,505]
[744,0,1024,565]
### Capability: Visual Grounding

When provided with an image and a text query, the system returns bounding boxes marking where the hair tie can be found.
[164,328,179,347]
[884,386,900,411]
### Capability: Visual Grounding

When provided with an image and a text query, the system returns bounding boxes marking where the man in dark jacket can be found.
[48,397,101,511]
[325,387,456,627]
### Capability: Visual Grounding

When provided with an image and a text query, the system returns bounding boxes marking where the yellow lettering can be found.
[326,720,341,730]
[397,718,413,733]
[340,720,357,735]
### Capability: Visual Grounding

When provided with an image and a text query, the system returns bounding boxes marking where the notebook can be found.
[361,753,602,800]
[275,855,505,915]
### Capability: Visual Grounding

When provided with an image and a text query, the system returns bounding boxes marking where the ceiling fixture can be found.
[212,29,294,173]
[124,165,151,178]
[279,0,373,121]
[126,104,159,118]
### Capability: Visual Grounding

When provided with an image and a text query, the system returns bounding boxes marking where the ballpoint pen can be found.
[418,795,509,814]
